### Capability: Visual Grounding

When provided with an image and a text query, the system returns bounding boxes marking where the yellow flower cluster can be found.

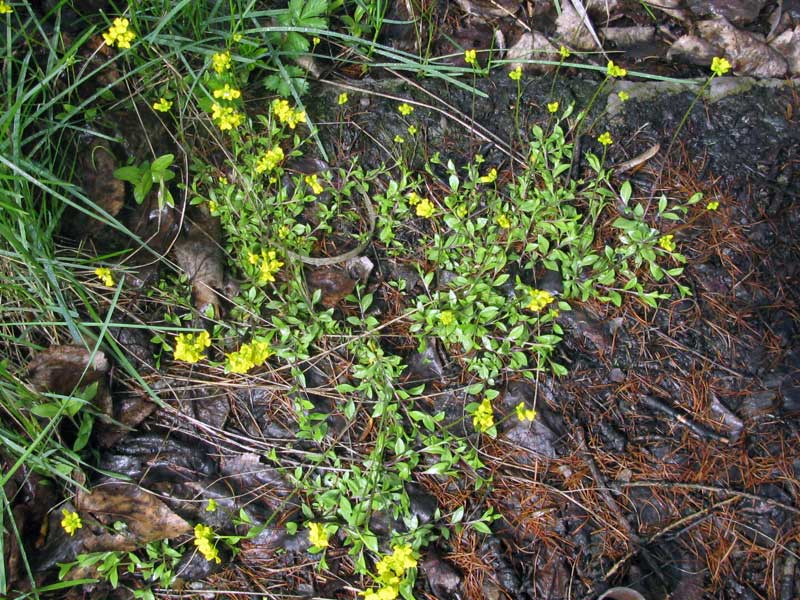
[606,60,627,78]
[248,249,283,285]
[527,288,555,312]
[478,168,497,184]
[152,97,172,112]
[559,45,570,59]
[213,84,241,100]
[397,103,414,116]
[61,509,82,536]
[362,544,417,600]
[307,522,329,549]
[94,267,115,287]
[255,145,284,173]
[439,310,455,326]
[409,194,434,218]
[472,397,494,433]
[711,56,731,76]
[706,200,720,211]
[516,402,536,422]
[0,1,13,14]
[304,173,324,195]
[508,66,522,81]
[495,213,511,229]
[407,125,417,135]
[272,99,306,129]
[658,234,676,252]
[211,51,232,74]
[597,131,613,146]
[618,90,630,102]
[173,330,211,364]
[211,102,244,131]
[194,524,221,563]
[102,17,136,49]
[464,49,477,65]
[225,338,273,374]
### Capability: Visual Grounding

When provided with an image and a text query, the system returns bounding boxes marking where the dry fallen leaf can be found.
[77,481,190,548]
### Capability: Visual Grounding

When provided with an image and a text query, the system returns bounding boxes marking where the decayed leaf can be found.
[507,32,560,73]
[305,266,356,307]
[27,345,108,394]
[78,140,125,219]
[76,482,190,549]
[667,35,721,66]
[770,26,800,75]
[555,2,599,51]
[173,204,225,317]
[697,17,788,78]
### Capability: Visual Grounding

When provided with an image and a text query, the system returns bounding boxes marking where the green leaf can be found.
[73,413,94,452]
[451,506,464,524]
[113,165,141,183]
[31,403,60,418]
[472,521,492,534]
[151,154,174,173]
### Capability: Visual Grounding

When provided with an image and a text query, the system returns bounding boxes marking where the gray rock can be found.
[770,26,800,75]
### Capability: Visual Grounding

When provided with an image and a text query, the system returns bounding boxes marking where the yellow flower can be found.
[527,288,555,312]
[397,103,414,116]
[508,66,522,81]
[606,60,627,78]
[0,1,13,14]
[255,145,284,173]
[312,36,321,46]
[194,524,221,563]
[407,125,417,135]
[559,45,570,59]
[478,168,497,184]
[439,310,455,326]
[407,192,421,206]
[597,131,613,146]
[248,249,283,285]
[706,200,720,211]
[102,17,136,49]
[362,587,399,600]
[307,522,329,549]
[337,92,348,105]
[711,56,731,76]
[496,214,511,229]
[617,90,630,102]
[515,402,536,422]
[152,97,172,112]
[415,197,435,218]
[225,338,274,374]
[387,544,416,572]
[208,199,218,214]
[472,397,494,433]
[173,330,211,364]
[394,135,405,144]
[658,234,676,252]
[94,267,115,287]
[547,101,559,114]
[211,102,244,131]
[213,84,241,100]
[272,98,307,129]
[304,173,324,195]
[61,509,82,536]
[206,499,218,512]
[211,51,232,74]
[464,49,477,65]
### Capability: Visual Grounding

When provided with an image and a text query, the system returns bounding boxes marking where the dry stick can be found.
[598,496,739,584]
[639,394,730,445]
[573,426,668,586]
[621,481,800,517]
[649,326,746,378]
